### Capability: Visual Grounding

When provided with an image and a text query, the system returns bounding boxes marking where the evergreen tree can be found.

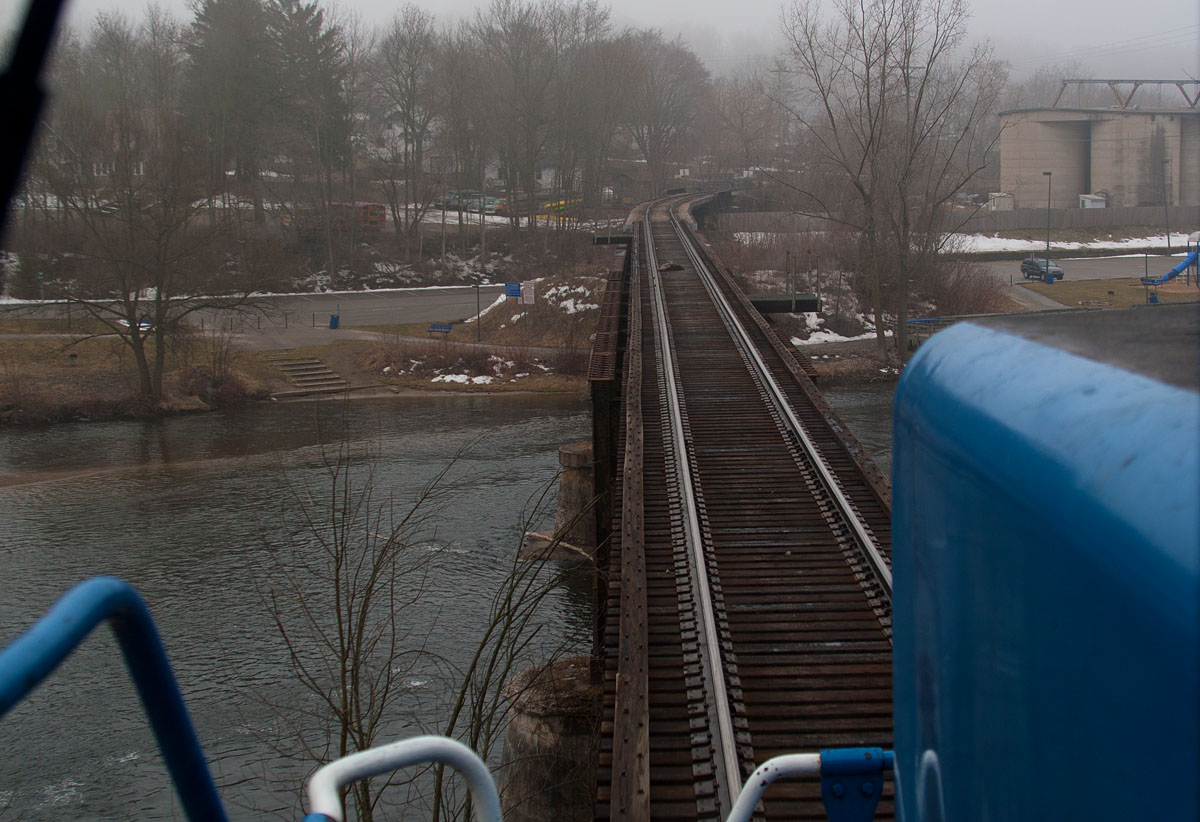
[185,0,280,220]
[270,0,348,192]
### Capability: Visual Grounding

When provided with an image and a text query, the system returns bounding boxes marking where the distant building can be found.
[998,107,1200,208]
[987,192,1015,211]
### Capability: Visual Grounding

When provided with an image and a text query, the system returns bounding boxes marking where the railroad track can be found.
[598,198,894,821]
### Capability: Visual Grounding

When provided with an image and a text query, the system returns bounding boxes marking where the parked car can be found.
[464,194,505,215]
[1021,257,1064,280]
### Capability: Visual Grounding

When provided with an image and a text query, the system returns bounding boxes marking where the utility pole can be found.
[1163,159,1171,255]
[479,174,487,273]
[1043,171,1053,278]
[475,283,481,342]
[787,250,793,312]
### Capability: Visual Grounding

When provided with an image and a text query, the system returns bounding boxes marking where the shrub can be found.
[921,260,1008,316]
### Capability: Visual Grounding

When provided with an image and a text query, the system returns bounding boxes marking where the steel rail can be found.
[666,207,894,598]
[642,208,744,812]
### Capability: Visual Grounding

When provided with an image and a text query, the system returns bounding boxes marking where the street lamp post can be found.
[1162,159,1171,255]
[808,249,816,301]
[1043,171,1052,280]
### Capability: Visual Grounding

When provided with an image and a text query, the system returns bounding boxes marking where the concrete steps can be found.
[266,353,348,396]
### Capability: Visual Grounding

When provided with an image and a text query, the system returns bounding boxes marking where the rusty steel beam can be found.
[610,226,649,822]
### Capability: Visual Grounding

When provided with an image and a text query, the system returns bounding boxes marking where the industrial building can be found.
[998,82,1200,210]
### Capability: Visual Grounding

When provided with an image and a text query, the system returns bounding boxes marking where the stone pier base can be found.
[499,656,600,822]
[522,442,596,561]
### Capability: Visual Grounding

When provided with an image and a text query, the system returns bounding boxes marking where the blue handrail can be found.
[1,577,893,822]
[0,576,228,821]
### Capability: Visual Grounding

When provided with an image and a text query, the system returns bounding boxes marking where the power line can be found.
[1006,25,1200,70]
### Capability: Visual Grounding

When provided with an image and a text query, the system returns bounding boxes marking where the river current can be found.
[0,384,893,820]
[0,393,593,819]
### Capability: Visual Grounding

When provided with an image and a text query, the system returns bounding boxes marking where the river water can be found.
[822,382,896,478]
[0,383,894,820]
[0,393,593,819]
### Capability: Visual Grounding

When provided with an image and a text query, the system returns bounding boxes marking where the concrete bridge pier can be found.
[522,442,597,561]
[499,656,601,822]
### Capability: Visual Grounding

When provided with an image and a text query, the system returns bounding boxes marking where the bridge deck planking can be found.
[598,200,893,822]
[658,229,892,814]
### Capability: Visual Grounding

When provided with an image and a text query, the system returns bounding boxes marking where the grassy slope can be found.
[1022,277,1200,309]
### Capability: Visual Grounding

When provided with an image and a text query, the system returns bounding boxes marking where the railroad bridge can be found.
[586,196,896,821]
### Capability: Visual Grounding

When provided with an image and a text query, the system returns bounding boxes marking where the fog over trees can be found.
[5,0,1152,368]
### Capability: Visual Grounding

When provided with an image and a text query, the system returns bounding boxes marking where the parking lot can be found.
[986,253,1189,284]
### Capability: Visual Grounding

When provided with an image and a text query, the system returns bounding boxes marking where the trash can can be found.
[1044,271,1054,284]
[329,314,340,329]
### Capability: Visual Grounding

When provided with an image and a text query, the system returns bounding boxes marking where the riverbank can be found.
[0,331,278,426]
[798,338,902,384]
[0,334,588,426]
[1,266,602,425]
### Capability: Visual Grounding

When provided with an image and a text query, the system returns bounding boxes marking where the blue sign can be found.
[504,282,521,297]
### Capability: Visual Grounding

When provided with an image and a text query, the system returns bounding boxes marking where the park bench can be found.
[426,322,452,335]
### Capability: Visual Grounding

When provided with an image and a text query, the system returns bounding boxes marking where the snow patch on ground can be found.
[734,232,786,245]
[373,261,408,275]
[949,232,1194,254]
[791,329,893,346]
[736,230,1194,255]
[431,373,495,385]
[559,298,599,314]
[792,307,892,346]
[543,284,589,300]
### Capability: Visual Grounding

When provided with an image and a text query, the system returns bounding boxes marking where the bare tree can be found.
[778,0,1005,358]
[263,428,451,822]
[623,30,709,197]
[474,0,557,228]
[711,62,776,171]
[1005,60,1104,109]
[575,33,634,206]
[542,1,611,216]
[263,421,580,822]
[372,5,441,243]
[438,23,490,245]
[36,11,261,405]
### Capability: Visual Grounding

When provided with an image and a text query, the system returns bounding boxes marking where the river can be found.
[0,383,894,820]
[822,382,896,478]
[0,393,593,819]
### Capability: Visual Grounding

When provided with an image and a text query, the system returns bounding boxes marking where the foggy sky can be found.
[3,0,1198,80]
